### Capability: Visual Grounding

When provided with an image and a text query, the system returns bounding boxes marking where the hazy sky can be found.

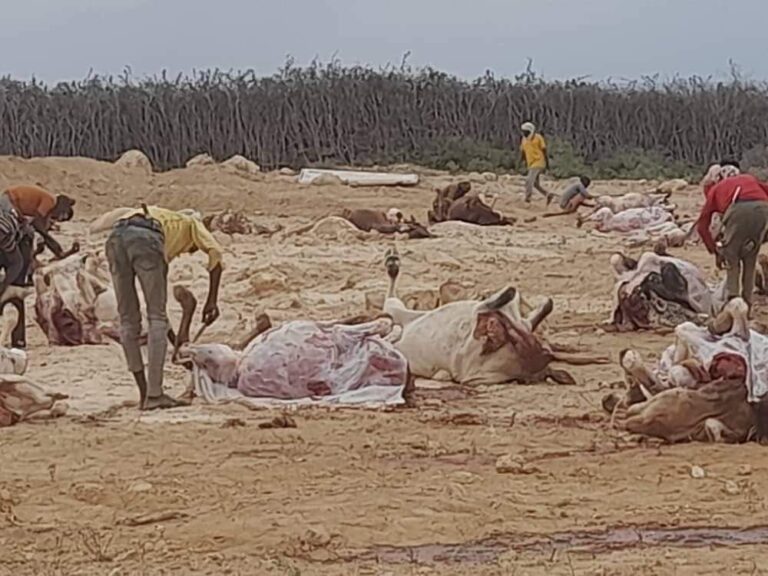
[1,0,765,83]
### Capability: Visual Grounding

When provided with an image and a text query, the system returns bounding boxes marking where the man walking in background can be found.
[106,205,223,410]
[520,122,553,204]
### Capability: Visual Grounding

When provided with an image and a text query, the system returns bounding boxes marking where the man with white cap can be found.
[520,122,553,204]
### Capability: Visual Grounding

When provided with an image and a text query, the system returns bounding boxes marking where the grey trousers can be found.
[722,200,768,306]
[525,167,549,200]
[106,224,168,397]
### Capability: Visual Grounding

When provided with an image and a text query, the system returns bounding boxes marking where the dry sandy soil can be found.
[1,156,768,576]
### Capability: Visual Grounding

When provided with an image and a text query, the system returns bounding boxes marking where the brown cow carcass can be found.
[341,208,431,239]
[429,182,515,226]
[34,252,126,345]
[603,298,760,443]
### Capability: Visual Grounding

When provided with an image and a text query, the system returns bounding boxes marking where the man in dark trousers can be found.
[106,205,223,411]
[0,204,34,348]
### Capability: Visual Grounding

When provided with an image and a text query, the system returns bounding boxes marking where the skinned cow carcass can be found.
[594,192,671,213]
[580,206,673,235]
[172,288,411,408]
[609,251,725,331]
[33,252,127,345]
[603,299,759,443]
[381,249,608,385]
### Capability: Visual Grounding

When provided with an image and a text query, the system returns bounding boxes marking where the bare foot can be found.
[142,394,189,411]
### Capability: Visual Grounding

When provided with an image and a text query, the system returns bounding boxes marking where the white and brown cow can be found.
[603,298,760,443]
[381,249,608,385]
[33,251,127,345]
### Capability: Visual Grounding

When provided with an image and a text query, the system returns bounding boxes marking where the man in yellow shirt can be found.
[105,205,223,410]
[520,122,553,204]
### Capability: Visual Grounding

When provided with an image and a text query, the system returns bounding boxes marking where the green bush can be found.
[592,148,698,181]
[417,138,516,173]
[546,138,590,179]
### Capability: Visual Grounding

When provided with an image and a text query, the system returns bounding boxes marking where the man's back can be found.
[5,186,56,219]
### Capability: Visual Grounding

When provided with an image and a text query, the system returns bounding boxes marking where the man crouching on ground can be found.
[106,205,223,410]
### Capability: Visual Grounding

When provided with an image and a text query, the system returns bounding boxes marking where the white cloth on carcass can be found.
[191,320,409,408]
[589,206,672,234]
[610,252,725,321]
[656,322,768,403]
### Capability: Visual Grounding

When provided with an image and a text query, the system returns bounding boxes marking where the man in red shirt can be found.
[696,165,768,308]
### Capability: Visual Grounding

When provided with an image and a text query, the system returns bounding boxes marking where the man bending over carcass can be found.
[1,186,79,271]
[106,205,223,410]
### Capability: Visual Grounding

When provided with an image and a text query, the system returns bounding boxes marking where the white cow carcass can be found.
[381,250,607,385]
[595,192,671,213]
[33,252,127,345]
[583,206,673,234]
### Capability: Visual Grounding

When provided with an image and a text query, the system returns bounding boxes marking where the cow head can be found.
[470,288,573,384]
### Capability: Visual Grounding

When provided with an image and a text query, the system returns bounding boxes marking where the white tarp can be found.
[297,168,419,187]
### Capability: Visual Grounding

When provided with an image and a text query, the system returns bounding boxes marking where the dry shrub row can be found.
[0,60,766,177]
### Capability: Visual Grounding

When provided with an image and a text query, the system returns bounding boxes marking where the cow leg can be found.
[383,298,425,328]
[620,349,658,397]
[236,313,272,350]
[172,286,197,360]
[708,298,750,339]
[4,299,26,349]
[0,303,19,348]
[384,248,400,299]
[703,418,730,443]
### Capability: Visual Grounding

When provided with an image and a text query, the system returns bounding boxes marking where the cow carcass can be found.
[594,192,672,213]
[579,206,673,235]
[428,183,514,226]
[603,299,759,443]
[173,287,411,407]
[609,251,725,331]
[340,208,432,239]
[381,249,608,385]
[33,252,124,345]
[0,345,67,427]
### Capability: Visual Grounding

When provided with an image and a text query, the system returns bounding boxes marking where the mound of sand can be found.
[186,153,216,167]
[114,149,152,174]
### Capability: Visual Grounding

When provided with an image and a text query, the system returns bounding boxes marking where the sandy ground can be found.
[1,156,768,576]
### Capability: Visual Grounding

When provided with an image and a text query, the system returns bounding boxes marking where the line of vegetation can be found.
[1,59,767,180]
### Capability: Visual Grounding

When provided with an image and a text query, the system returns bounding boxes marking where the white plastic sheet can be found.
[297,168,419,187]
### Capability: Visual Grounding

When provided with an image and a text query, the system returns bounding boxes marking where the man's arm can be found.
[542,140,550,169]
[203,263,222,324]
[696,192,718,254]
[31,217,65,258]
[190,220,224,324]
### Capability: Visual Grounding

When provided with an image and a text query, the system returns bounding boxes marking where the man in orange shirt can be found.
[2,185,78,258]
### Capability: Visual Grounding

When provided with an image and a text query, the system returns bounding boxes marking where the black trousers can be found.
[0,232,34,348]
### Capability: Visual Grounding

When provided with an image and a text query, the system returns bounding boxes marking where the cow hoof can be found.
[384,251,400,279]
[547,369,576,385]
